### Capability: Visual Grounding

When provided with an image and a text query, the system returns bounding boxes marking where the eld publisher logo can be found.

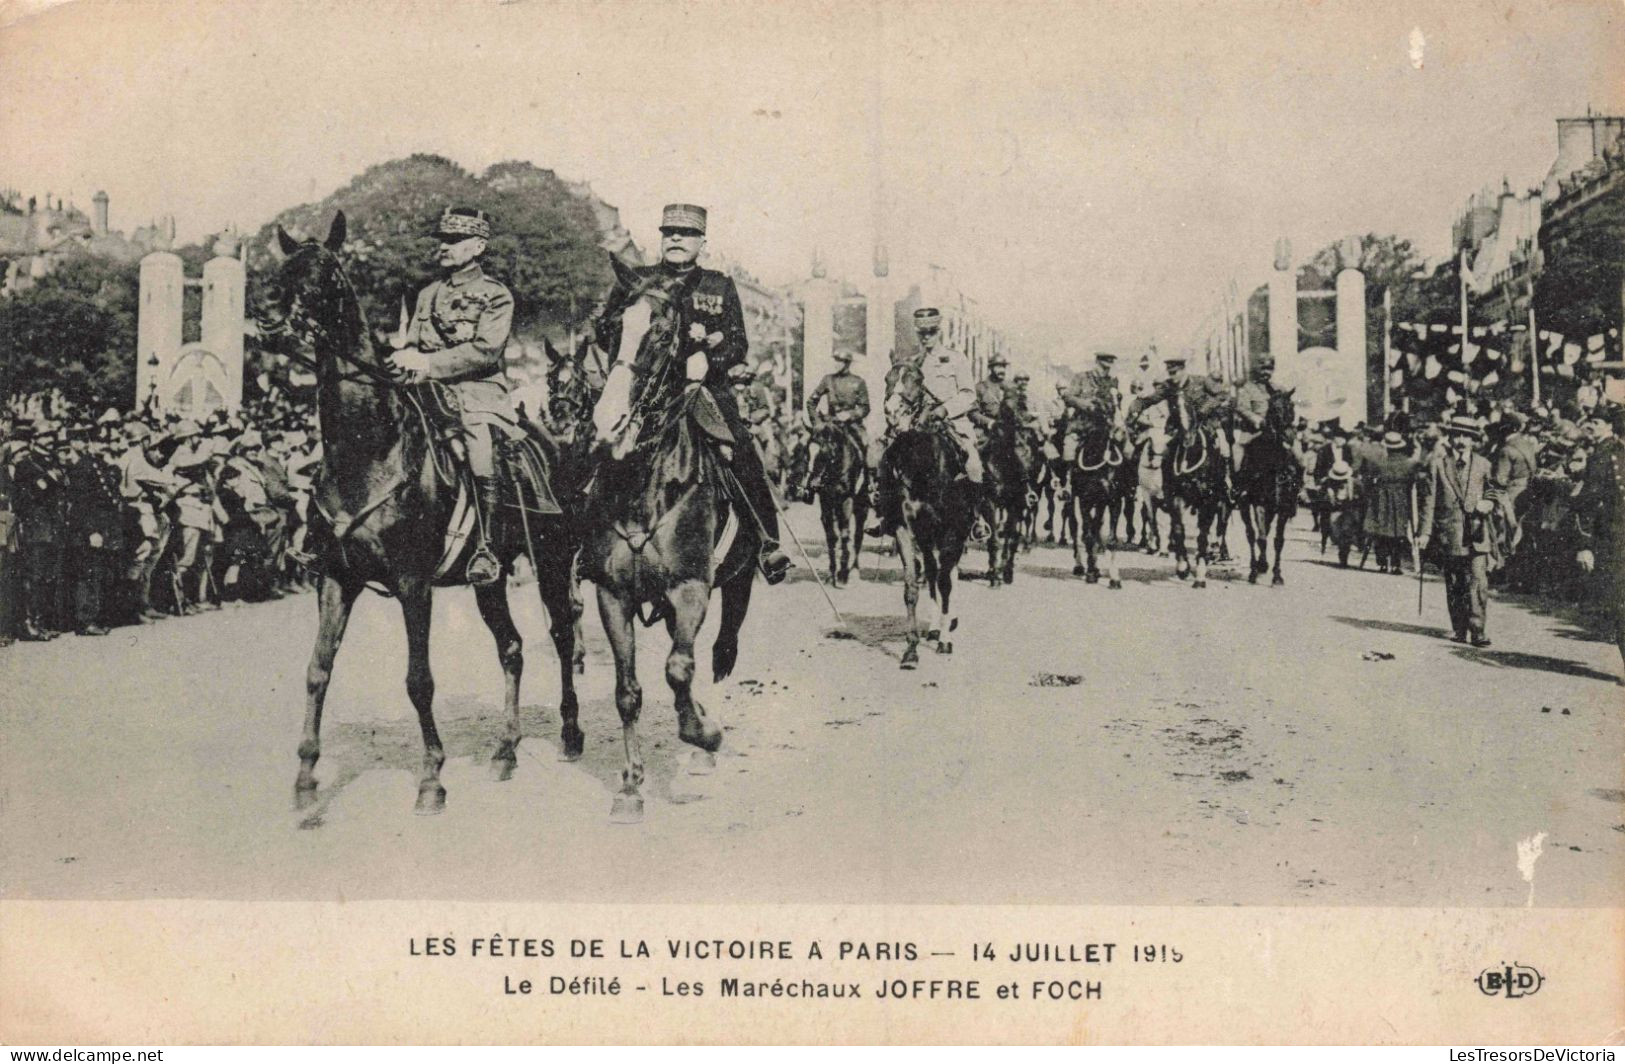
[1477,962,1544,999]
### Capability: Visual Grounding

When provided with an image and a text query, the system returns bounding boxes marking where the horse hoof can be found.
[610,793,644,823]
[293,782,318,811]
[1072,564,1086,577]
[1108,579,1122,590]
[561,725,585,761]
[900,647,919,670]
[490,755,517,782]
[414,784,447,816]
[688,749,716,775]
[926,628,940,642]
[1271,575,1285,587]
[936,640,953,654]
[574,660,586,676]
[1192,579,1206,589]
[1247,572,1258,584]
[1085,572,1099,584]
[1176,569,1190,581]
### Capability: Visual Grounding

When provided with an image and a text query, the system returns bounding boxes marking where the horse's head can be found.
[258,211,359,362]
[883,360,927,431]
[1266,387,1298,439]
[542,336,604,434]
[591,256,684,458]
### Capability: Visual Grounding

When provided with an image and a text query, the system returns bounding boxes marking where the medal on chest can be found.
[691,292,723,316]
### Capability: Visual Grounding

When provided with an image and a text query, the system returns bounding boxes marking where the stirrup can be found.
[466,545,501,586]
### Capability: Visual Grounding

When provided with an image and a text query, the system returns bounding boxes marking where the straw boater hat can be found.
[1382,430,1407,450]
[1326,460,1353,482]
[1443,415,1483,439]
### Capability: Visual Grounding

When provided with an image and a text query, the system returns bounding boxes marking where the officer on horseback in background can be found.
[913,307,982,484]
[1060,352,1125,442]
[1232,353,1292,473]
[386,206,515,586]
[1129,354,1232,457]
[798,346,870,498]
[969,352,1011,439]
[595,203,791,584]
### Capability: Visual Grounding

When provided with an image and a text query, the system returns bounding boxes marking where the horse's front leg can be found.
[597,585,644,822]
[1192,509,1210,589]
[897,526,921,669]
[1271,510,1288,586]
[988,502,1003,587]
[399,585,446,814]
[665,579,721,772]
[475,580,524,781]
[1071,492,1088,577]
[296,576,361,808]
[536,545,584,759]
[820,496,840,585]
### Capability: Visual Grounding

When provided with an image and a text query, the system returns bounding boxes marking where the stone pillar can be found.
[863,250,894,439]
[201,254,246,410]
[1335,265,1368,426]
[137,251,183,409]
[1268,237,1298,377]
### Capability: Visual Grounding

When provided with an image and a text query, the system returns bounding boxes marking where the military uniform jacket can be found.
[808,370,870,426]
[1418,450,1498,557]
[1493,433,1539,500]
[406,263,515,424]
[1575,436,1625,571]
[1063,370,1120,423]
[600,265,749,391]
[1133,376,1229,435]
[970,378,1007,427]
[64,454,125,551]
[1233,380,1275,436]
[920,344,974,420]
[8,447,64,544]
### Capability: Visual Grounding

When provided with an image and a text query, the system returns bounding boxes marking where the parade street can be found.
[2,507,1620,908]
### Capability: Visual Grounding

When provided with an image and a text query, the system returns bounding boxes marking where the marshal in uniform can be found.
[388,206,516,585]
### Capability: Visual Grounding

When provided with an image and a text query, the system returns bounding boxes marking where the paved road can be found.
[2,506,1620,905]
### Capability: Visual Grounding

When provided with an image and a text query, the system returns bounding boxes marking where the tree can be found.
[0,251,139,409]
[246,154,613,342]
[1536,181,1624,342]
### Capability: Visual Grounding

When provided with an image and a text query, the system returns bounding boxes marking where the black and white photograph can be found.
[1,0,1622,1046]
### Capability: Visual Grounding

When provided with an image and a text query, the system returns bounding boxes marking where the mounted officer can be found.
[1232,353,1284,473]
[912,307,982,483]
[595,203,790,584]
[386,206,515,586]
[1060,352,1124,443]
[1128,355,1232,460]
[799,346,870,497]
[969,351,1011,438]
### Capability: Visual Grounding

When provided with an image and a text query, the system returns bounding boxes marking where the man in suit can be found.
[1416,415,1503,647]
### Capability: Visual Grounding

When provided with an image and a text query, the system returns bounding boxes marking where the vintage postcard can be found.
[1,0,1622,1045]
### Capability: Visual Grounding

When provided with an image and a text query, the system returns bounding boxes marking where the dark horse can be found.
[809,419,869,587]
[878,362,978,667]
[1235,388,1303,586]
[982,403,1033,587]
[264,213,583,815]
[1067,410,1126,589]
[584,258,757,822]
[1164,418,1231,589]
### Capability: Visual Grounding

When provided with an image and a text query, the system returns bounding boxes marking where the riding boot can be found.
[866,460,897,538]
[465,476,503,587]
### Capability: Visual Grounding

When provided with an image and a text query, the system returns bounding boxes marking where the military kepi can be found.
[913,307,942,329]
[434,207,491,241]
[660,203,707,233]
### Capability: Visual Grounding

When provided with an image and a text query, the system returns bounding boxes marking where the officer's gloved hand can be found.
[685,353,709,382]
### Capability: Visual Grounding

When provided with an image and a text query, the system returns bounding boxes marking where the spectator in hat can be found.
[1417,415,1502,647]
[1359,430,1423,575]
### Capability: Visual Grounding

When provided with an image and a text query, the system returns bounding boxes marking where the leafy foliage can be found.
[1536,180,1624,341]
[245,154,614,340]
[0,251,139,408]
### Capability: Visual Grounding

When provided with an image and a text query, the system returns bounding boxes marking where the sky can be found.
[2,0,1622,369]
